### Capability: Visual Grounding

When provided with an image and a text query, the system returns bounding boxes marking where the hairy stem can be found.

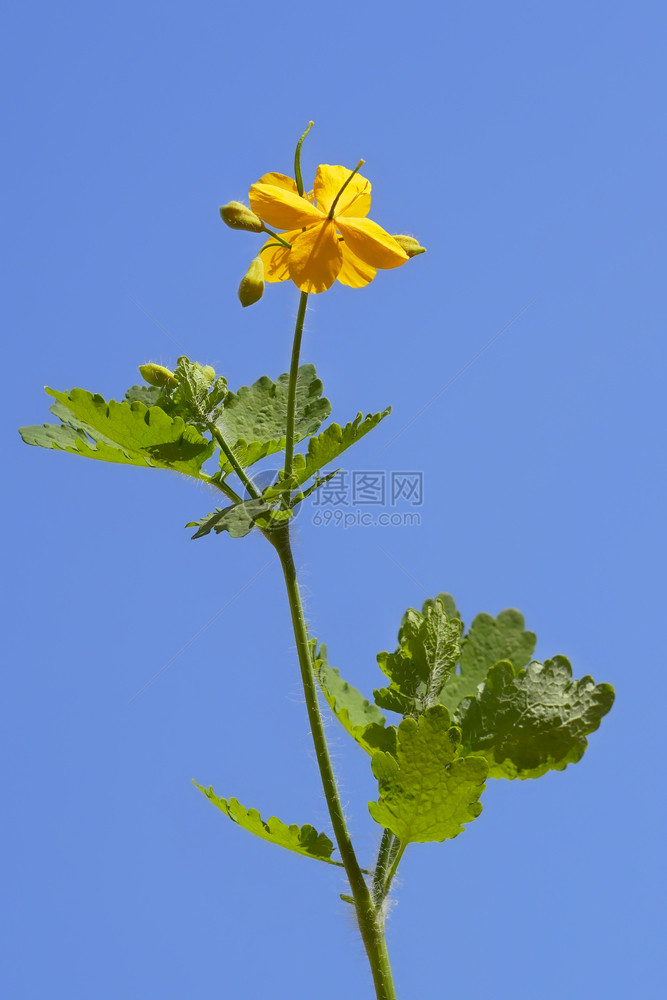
[207,421,261,500]
[283,291,309,484]
[269,525,398,1000]
[383,840,406,900]
[372,829,395,906]
[205,473,242,505]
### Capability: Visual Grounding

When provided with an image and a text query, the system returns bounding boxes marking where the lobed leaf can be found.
[124,384,162,406]
[173,357,228,422]
[19,420,139,467]
[194,784,339,865]
[216,364,331,474]
[368,706,488,843]
[374,597,463,716]
[416,592,460,621]
[123,359,227,431]
[315,644,397,756]
[286,408,391,490]
[439,608,536,713]
[20,389,214,479]
[187,498,291,539]
[454,656,615,779]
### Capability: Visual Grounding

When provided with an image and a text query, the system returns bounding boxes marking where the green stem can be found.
[383,840,406,900]
[207,422,262,500]
[372,829,395,906]
[294,120,314,196]
[207,474,242,505]
[269,525,398,1000]
[283,291,309,482]
[260,226,292,249]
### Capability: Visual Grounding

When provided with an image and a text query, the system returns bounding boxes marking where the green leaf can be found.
[124,384,162,406]
[454,656,615,779]
[439,608,536,713]
[194,784,339,865]
[187,498,291,539]
[420,592,460,621]
[21,389,214,478]
[368,706,488,843]
[123,360,227,430]
[220,438,286,472]
[285,408,391,491]
[314,644,397,756]
[19,420,127,463]
[374,597,463,717]
[216,364,331,474]
[174,357,228,420]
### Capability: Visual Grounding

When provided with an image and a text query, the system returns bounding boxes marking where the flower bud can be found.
[238,257,265,307]
[391,234,426,258]
[220,201,264,233]
[138,363,178,389]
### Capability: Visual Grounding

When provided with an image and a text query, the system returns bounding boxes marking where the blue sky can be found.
[3,2,665,997]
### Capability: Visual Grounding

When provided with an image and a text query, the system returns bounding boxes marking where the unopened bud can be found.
[392,234,426,258]
[220,201,264,233]
[138,363,178,389]
[238,257,265,307]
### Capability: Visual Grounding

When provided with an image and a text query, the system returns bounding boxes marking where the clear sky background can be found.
[3,2,665,998]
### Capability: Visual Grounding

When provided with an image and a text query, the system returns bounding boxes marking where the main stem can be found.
[273,290,398,998]
[283,291,309,482]
[270,525,397,1000]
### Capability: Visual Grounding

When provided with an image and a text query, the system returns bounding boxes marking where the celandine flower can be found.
[249,165,409,293]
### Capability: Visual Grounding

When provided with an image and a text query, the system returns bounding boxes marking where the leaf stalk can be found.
[371,828,395,905]
[206,421,262,500]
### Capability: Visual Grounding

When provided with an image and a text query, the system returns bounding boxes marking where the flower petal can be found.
[249,178,323,231]
[337,244,377,288]
[254,172,298,194]
[258,229,301,283]
[337,217,409,270]
[313,165,371,218]
[288,221,343,293]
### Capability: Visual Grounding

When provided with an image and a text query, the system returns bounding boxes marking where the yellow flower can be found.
[249,165,409,294]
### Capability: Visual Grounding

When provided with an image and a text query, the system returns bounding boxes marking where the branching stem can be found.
[206,474,242,504]
[206,421,262,500]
